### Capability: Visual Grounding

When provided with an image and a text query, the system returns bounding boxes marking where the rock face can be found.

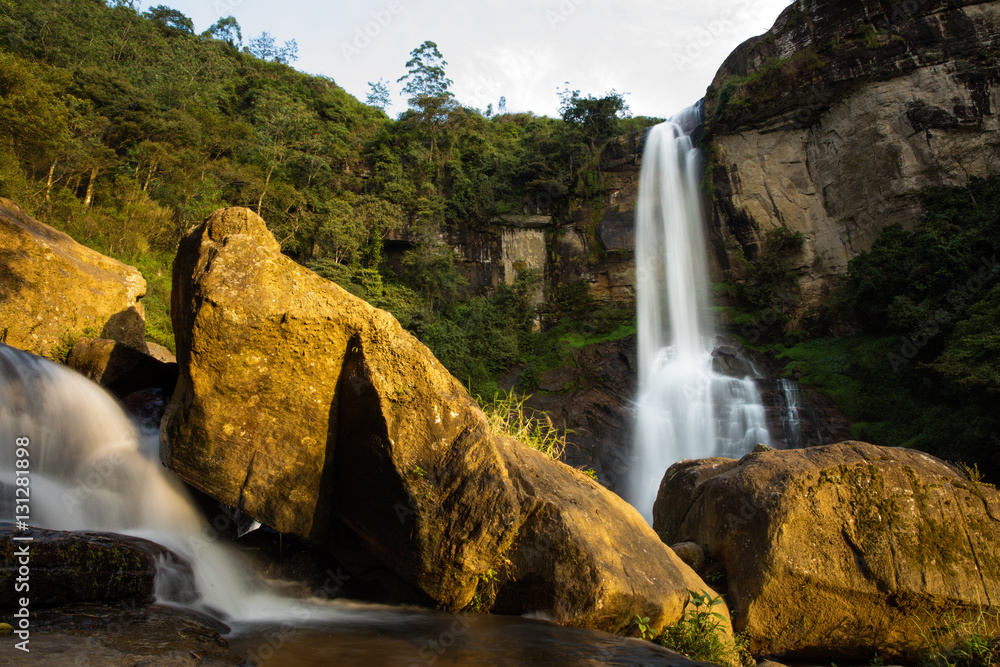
[552,131,645,308]
[705,0,1000,318]
[382,130,646,314]
[520,336,638,493]
[653,442,1000,660]
[447,216,550,308]
[163,207,716,633]
[68,337,177,398]
[0,198,147,357]
[0,526,178,609]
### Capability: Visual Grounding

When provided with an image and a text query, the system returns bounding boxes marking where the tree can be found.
[397,40,455,161]
[143,5,194,34]
[248,89,315,214]
[366,79,391,112]
[558,87,630,152]
[203,16,242,47]
[247,32,298,64]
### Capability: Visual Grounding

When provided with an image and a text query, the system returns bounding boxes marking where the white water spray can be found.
[0,344,336,623]
[779,378,804,449]
[629,107,770,522]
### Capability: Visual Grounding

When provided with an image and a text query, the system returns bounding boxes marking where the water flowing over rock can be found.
[0,526,169,608]
[0,199,147,356]
[630,115,770,522]
[163,207,721,634]
[653,442,1000,660]
[706,0,1000,320]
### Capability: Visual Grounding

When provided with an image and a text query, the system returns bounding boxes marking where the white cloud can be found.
[152,0,792,119]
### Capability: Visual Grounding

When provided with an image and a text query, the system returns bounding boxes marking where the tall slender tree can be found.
[396,40,454,162]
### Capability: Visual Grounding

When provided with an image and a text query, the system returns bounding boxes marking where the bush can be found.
[649,590,749,667]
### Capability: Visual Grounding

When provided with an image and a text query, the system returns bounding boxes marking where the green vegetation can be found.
[716,226,806,341]
[0,1,656,391]
[918,611,1000,667]
[478,390,567,459]
[748,175,1000,481]
[643,591,749,667]
[706,49,826,127]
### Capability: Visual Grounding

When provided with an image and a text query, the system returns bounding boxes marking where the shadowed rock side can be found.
[705,0,1000,319]
[68,337,178,398]
[653,442,1000,660]
[519,336,639,492]
[0,199,147,356]
[162,207,719,635]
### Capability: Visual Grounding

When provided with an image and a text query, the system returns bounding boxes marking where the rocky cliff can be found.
[705,0,1000,317]
[407,132,646,314]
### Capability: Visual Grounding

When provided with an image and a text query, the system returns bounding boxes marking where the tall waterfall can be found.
[628,107,770,522]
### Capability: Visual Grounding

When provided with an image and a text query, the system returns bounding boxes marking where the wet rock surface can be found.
[521,336,638,492]
[0,603,243,666]
[0,526,186,609]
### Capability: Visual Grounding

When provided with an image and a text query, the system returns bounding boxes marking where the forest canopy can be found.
[0,0,656,396]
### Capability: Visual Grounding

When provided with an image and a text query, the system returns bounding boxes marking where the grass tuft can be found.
[477,390,567,459]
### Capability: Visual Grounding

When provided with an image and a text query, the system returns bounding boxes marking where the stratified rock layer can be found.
[706,0,1000,318]
[0,198,147,356]
[653,442,1000,660]
[163,207,713,634]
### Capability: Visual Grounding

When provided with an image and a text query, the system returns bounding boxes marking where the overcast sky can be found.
[153,0,792,119]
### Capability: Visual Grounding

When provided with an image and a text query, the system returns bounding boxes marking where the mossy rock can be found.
[653,441,1000,661]
[0,526,189,609]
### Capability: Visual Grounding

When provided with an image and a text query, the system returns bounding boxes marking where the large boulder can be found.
[653,442,1000,660]
[0,199,147,357]
[162,207,717,634]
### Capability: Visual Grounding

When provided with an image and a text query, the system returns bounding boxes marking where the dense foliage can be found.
[0,0,655,396]
[761,176,1000,481]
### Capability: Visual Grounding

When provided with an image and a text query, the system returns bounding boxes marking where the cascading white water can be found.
[779,378,804,448]
[629,106,770,522]
[0,344,338,623]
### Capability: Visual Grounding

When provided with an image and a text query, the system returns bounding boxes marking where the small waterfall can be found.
[629,108,770,522]
[779,378,804,449]
[0,344,313,622]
